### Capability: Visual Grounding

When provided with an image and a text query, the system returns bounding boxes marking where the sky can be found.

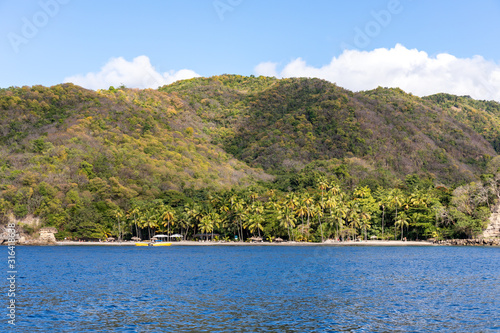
[1,0,500,101]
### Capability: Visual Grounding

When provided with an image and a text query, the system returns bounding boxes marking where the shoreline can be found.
[51,240,438,247]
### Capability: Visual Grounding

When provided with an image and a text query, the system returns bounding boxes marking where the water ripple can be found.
[10,246,500,332]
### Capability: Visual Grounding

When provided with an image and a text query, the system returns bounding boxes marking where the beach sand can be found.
[55,240,436,246]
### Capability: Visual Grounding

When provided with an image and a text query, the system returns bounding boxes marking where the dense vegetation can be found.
[1,76,499,241]
[424,93,500,153]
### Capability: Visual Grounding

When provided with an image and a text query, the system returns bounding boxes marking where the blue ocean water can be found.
[6,245,500,332]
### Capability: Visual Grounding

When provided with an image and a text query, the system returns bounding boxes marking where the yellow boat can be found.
[135,242,172,246]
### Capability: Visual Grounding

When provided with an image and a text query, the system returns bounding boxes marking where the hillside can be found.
[0,83,271,234]
[0,84,269,191]
[160,75,496,186]
[1,76,499,241]
[424,93,500,153]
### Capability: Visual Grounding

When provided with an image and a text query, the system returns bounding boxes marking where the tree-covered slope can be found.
[161,76,496,185]
[0,84,270,223]
[424,93,500,153]
[1,76,499,241]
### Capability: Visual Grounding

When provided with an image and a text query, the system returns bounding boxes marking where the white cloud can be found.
[64,55,200,90]
[255,44,500,101]
[254,61,279,77]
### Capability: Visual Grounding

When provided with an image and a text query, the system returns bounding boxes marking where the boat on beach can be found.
[135,242,172,246]
[135,235,172,246]
[152,242,171,246]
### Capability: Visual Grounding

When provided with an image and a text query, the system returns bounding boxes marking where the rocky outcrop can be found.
[432,238,499,246]
[483,204,500,238]
[38,227,58,244]
[0,221,57,245]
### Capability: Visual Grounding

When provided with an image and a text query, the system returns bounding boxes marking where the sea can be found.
[6,245,500,332]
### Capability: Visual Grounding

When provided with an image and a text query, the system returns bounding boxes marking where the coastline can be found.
[53,240,438,247]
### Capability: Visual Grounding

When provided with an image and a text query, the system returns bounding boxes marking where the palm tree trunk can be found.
[306,213,310,239]
[134,217,139,239]
[337,220,344,241]
[382,207,385,239]
[394,207,398,240]
[301,216,304,240]
[240,219,244,242]
[318,215,324,242]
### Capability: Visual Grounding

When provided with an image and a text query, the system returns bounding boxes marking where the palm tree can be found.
[409,191,427,209]
[112,209,124,242]
[249,192,258,204]
[218,197,230,216]
[199,215,214,240]
[324,193,338,237]
[126,206,141,239]
[353,186,371,199]
[359,211,371,241]
[185,202,203,237]
[314,203,325,242]
[408,212,425,240]
[209,210,221,240]
[295,204,308,241]
[374,187,390,239]
[328,183,341,196]
[160,205,175,236]
[316,179,330,242]
[285,192,299,210]
[388,189,404,240]
[277,203,296,241]
[353,186,376,241]
[347,202,361,241]
[265,199,283,238]
[253,203,265,237]
[318,178,329,202]
[245,212,264,237]
[302,194,315,239]
[227,194,240,239]
[395,212,409,240]
[216,195,231,234]
[328,196,347,241]
[139,208,159,240]
[176,209,191,239]
[93,225,112,241]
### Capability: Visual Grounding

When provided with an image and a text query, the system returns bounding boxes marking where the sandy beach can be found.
[56,240,436,246]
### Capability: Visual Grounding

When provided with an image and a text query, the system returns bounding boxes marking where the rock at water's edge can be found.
[483,204,500,238]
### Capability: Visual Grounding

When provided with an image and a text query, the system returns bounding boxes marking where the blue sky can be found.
[1,0,500,100]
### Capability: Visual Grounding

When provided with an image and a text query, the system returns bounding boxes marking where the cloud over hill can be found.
[255,44,500,101]
[64,55,200,90]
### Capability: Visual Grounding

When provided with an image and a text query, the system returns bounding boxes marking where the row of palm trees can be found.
[109,180,441,242]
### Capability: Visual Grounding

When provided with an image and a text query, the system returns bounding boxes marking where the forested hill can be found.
[1,75,499,240]
[424,93,500,153]
[160,75,498,185]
